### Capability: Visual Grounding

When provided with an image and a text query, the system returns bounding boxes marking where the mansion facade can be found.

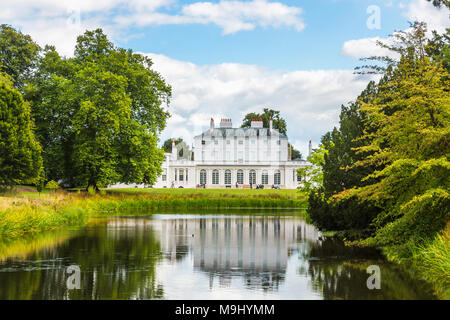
[150,118,311,189]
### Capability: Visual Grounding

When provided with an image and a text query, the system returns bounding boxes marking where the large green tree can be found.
[0,25,41,89]
[0,72,42,189]
[308,22,450,251]
[26,29,171,189]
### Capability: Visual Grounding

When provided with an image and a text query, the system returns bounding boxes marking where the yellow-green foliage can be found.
[0,229,75,261]
[0,188,307,238]
[0,195,89,237]
[45,180,59,191]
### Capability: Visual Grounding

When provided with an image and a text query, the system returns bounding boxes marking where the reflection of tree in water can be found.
[0,221,164,300]
[302,239,436,300]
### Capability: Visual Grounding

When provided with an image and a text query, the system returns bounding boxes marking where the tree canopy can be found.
[0,72,42,189]
[22,28,171,189]
[0,24,41,89]
[307,22,450,257]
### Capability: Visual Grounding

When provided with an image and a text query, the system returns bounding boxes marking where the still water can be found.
[0,213,436,300]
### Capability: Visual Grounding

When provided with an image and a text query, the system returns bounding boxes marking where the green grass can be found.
[107,187,302,198]
[0,196,90,238]
[409,229,450,299]
[98,188,307,212]
[0,187,307,238]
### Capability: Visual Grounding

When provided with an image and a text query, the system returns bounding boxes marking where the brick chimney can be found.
[210,118,215,129]
[250,118,263,128]
[220,118,232,128]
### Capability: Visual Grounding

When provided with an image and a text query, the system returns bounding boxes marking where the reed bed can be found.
[413,225,450,299]
[0,188,307,238]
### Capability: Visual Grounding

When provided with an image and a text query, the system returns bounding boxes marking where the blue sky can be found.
[120,0,412,71]
[2,0,449,157]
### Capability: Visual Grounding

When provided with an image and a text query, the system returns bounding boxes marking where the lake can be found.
[0,213,436,299]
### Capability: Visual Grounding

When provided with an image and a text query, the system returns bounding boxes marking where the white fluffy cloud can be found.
[146,53,377,157]
[341,0,450,60]
[341,37,396,59]
[1,0,304,56]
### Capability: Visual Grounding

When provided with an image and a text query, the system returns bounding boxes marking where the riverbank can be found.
[386,225,450,300]
[0,187,307,238]
[319,221,449,300]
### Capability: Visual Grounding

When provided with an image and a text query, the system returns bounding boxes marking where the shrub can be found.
[87,186,96,195]
[45,180,59,192]
[308,188,380,232]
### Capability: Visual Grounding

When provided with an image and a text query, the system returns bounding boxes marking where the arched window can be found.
[200,170,207,185]
[179,169,184,181]
[237,170,244,184]
[212,170,219,184]
[249,170,256,184]
[262,170,268,185]
[274,170,281,185]
[225,170,231,185]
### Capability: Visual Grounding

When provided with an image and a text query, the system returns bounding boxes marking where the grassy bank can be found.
[0,187,307,238]
[0,195,90,238]
[317,218,450,300]
[384,225,450,300]
[101,188,306,212]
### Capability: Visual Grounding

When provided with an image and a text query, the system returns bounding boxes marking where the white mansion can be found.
[150,117,311,189]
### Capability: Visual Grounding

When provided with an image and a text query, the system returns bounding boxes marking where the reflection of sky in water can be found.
[0,215,437,300]
[117,215,322,300]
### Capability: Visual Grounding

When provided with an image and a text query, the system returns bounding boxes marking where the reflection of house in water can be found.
[150,216,320,290]
[105,216,320,291]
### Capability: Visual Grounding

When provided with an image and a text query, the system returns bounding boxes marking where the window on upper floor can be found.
[251,140,255,145]
[202,140,205,145]
[227,140,231,145]
[214,140,218,145]
[238,140,243,145]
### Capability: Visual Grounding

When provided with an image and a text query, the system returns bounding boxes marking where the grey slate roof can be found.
[194,127,288,139]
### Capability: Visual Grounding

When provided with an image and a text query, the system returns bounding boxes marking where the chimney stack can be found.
[210,117,215,129]
[220,118,233,128]
[269,117,273,131]
[308,140,312,159]
[250,118,264,128]
[172,139,177,159]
